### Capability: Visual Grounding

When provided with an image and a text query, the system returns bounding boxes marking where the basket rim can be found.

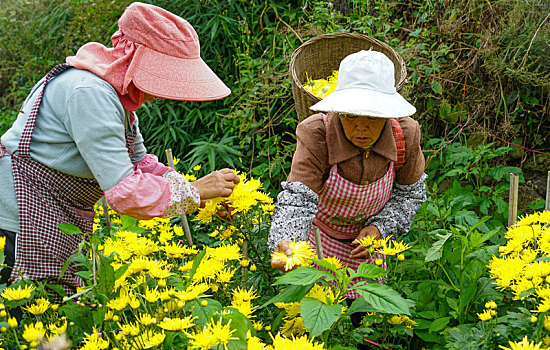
[289,32,407,104]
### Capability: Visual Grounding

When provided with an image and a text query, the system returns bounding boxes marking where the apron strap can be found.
[18,63,72,157]
[390,119,406,170]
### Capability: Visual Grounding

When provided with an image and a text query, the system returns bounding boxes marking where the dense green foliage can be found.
[1,0,548,191]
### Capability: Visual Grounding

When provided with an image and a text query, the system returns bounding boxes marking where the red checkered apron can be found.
[0,64,136,297]
[308,113,405,299]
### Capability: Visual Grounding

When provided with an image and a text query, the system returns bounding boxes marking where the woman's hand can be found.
[271,240,293,272]
[191,168,240,200]
[349,225,380,259]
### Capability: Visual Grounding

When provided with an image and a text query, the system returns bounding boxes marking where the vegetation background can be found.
[0,0,548,198]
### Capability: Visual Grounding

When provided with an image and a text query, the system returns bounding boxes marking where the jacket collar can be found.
[326,114,398,165]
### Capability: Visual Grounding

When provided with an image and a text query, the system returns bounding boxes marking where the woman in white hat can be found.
[0,2,239,297]
[269,50,427,296]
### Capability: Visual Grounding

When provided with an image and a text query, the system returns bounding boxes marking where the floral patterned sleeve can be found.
[163,171,200,217]
[365,173,428,239]
[268,181,319,251]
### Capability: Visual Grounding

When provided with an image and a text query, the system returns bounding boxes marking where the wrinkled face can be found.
[338,113,386,148]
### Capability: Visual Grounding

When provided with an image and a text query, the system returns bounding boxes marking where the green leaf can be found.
[425,233,452,262]
[458,284,477,315]
[59,301,94,332]
[300,297,342,337]
[186,298,223,328]
[273,266,333,286]
[260,284,313,309]
[345,297,376,316]
[355,284,413,315]
[351,263,387,279]
[57,223,82,235]
[96,254,117,300]
[311,258,338,272]
[222,312,250,350]
[120,215,137,229]
[431,80,443,94]
[429,316,450,333]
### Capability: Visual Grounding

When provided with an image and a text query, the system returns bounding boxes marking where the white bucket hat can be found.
[310,50,416,118]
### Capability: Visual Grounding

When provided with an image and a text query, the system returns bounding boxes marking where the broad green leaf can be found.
[222,312,249,350]
[57,223,82,235]
[97,255,117,300]
[120,215,137,229]
[351,263,387,279]
[425,233,452,262]
[356,284,413,315]
[429,316,450,333]
[260,284,313,309]
[273,266,333,286]
[345,297,376,316]
[300,297,342,336]
[186,298,223,328]
[458,284,477,315]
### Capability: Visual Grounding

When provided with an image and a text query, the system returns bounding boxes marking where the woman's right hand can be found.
[191,168,240,200]
[271,240,292,272]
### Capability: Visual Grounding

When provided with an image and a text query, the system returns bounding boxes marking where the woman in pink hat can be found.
[0,2,239,296]
[269,50,427,299]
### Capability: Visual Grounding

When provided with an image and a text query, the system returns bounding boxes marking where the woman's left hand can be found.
[349,225,381,259]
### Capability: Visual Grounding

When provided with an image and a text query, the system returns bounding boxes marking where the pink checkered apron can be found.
[308,113,405,299]
[0,64,136,297]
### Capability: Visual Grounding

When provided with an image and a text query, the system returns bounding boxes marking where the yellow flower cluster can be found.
[358,235,411,258]
[489,211,550,300]
[303,71,339,99]
[477,300,497,321]
[489,211,550,349]
[194,171,273,224]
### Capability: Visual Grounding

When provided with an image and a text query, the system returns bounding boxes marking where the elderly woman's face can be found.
[338,113,386,148]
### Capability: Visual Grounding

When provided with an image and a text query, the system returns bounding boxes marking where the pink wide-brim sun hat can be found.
[122,2,230,101]
[132,46,230,101]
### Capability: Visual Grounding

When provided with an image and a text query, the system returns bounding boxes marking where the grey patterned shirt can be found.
[268,173,427,251]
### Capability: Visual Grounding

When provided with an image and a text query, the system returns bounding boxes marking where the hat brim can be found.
[310,88,416,118]
[132,47,230,101]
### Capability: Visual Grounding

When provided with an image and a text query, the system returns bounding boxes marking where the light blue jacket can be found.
[0,68,147,232]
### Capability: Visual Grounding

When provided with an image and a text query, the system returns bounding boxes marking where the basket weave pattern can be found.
[289,33,407,122]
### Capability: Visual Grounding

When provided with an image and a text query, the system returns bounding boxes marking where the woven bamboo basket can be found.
[289,32,407,122]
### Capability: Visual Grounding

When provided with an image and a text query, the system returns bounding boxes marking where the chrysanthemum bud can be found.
[397,254,405,261]
[201,300,208,307]
[531,316,538,323]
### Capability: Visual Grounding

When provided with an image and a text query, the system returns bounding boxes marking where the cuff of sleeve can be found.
[163,171,200,217]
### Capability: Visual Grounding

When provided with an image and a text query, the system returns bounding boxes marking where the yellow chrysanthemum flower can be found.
[24,298,51,315]
[80,328,109,350]
[270,333,325,350]
[279,316,307,337]
[158,316,195,331]
[138,329,166,348]
[48,320,67,337]
[478,309,492,321]
[1,284,35,301]
[271,241,316,271]
[22,321,45,342]
[499,335,542,350]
